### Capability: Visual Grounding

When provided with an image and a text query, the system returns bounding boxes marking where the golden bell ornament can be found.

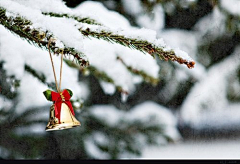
[44,42,81,131]
[46,102,81,131]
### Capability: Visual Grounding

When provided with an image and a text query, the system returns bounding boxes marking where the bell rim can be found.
[45,121,81,131]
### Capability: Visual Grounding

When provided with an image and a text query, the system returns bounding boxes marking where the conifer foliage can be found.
[0,0,203,159]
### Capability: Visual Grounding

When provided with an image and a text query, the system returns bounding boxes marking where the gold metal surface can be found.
[46,103,81,131]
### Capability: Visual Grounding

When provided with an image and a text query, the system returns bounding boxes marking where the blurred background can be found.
[0,0,240,159]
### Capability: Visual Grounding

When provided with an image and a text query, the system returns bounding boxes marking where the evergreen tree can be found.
[0,0,239,159]
[0,0,194,159]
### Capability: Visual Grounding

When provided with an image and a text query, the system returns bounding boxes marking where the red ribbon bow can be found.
[51,89,75,123]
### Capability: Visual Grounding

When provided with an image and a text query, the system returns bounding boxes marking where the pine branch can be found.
[43,12,102,26]
[86,114,168,158]
[217,1,240,32]
[117,56,160,85]
[141,0,195,12]
[84,66,129,95]
[24,64,56,90]
[41,11,195,69]
[0,7,89,67]
[0,61,19,99]
[24,64,84,110]
[64,59,129,95]
[78,25,195,69]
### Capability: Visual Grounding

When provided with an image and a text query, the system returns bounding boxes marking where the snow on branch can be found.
[0,0,195,71]
[43,12,102,26]
[44,10,195,69]
[24,64,56,90]
[77,24,195,69]
[64,58,129,95]
[0,6,89,67]
[116,56,159,85]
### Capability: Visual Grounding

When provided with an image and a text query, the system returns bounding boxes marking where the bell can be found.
[46,103,81,131]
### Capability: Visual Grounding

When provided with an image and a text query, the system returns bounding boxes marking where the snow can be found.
[86,101,181,158]
[83,38,136,94]
[15,123,47,135]
[174,48,193,62]
[122,0,165,31]
[136,4,165,31]
[196,103,240,129]
[128,101,181,140]
[12,0,71,14]
[73,1,194,95]
[1,0,232,159]
[83,36,160,95]
[0,95,12,110]
[0,25,88,114]
[90,105,124,126]
[0,0,193,97]
[220,0,240,16]
[194,7,226,42]
[84,132,110,159]
[0,146,10,159]
[0,0,86,57]
[74,1,131,29]
[160,29,197,59]
[89,101,181,141]
[99,82,116,95]
[74,1,191,61]
[127,101,181,141]
[16,73,50,114]
[160,29,206,80]
[122,0,142,16]
[116,44,160,78]
[140,139,240,159]
[180,46,240,128]
[77,21,166,49]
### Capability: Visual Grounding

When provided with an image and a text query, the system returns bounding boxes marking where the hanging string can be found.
[59,52,63,92]
[47,38,63,93]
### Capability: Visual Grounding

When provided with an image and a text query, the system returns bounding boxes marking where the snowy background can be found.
[0,0,240,160]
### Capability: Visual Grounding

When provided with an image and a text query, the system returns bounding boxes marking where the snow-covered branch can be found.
[0,0,195,69]
[0,7,89,67]
[64,59,129,94]
[43,12,102,26]
[42,9,196,69]
[78,24,195,69]
[117,56,159,85]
